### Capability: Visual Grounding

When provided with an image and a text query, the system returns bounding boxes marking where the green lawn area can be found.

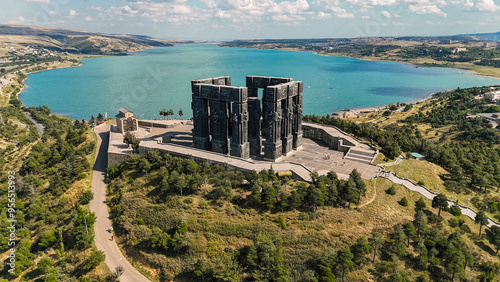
[386,158,446,192]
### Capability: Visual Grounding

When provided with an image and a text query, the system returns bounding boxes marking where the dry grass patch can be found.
[386,159,446,190]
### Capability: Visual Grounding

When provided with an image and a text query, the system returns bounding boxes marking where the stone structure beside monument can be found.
[115,107,138,133]
[191,76,304,161]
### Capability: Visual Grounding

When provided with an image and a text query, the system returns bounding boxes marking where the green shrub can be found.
[448,217,459,228]
[37,257,53,273]
[275,217,287,229]
[39,228,57,248]
[449,205,462,216]
[386,185,396,195]
[299,212,316,220]
[417,180,425,186]
[183,197,194,204]
[460,224,471,234]
[83,250,105,270]
[80,191,94,205]
[398,197,409,207]
[199,201,209,209]
[382,110,392,116]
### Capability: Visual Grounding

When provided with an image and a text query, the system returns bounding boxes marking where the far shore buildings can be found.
[115,107,138,133]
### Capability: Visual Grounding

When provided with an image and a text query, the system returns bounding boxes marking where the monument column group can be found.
[191,75,303,161]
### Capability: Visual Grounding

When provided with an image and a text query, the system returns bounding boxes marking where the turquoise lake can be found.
[20,44,500,120]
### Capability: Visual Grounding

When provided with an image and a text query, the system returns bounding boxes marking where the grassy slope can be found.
[111,166,500,281]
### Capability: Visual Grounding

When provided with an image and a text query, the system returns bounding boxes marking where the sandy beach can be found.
[340,92,437,118]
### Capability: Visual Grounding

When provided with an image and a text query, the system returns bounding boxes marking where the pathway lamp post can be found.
[84,213,89,235]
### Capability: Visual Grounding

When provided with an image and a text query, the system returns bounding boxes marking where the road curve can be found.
[90,125,151,282]
[23,112,45,137]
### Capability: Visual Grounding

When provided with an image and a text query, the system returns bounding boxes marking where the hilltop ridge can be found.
[0,24,189,54]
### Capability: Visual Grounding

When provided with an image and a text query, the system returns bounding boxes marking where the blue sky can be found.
[1,0,499,40]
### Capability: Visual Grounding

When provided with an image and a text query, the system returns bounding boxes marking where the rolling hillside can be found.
[0,24,186,54]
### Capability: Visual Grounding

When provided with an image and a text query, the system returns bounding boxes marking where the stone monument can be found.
[191,76,303,161]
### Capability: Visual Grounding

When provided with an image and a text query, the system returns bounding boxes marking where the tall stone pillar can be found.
[263,85,286,160]
[191,84,211,150]
[230,102,250,158]
[248,98,262,156]
[281,96,293,155]
[262,101,282,160]
[292,82,303,149]
[210,100,229,154]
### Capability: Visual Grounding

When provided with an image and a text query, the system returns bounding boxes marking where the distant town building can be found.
[485,90,500,104]
[115,107,138,133]
[451,47,467,53]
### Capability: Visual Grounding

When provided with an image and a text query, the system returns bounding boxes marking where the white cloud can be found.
[381,10,391,18]
[392,21,405,25]
[84,16,94,21]
[346,0,400,7]
[271,0,310,13]
[9,16,25,24]
[269,0,310,21]
[314,11,332,19]
[27,0,50,2]
[272,14,306,21]
[403,0,447,16]
[329,6,355,18]
[69,10,78,17]
[451,0,474,8]
[475,0,500,11]
[215,9,232,19]
[451,0,500,11]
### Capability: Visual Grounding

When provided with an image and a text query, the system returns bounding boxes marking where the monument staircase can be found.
[344,147,377,164]
[302,122,378,164]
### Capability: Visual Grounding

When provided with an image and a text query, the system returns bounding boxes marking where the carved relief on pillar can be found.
[210,100,229,154]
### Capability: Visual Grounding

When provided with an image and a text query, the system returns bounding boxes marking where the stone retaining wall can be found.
[302,124,352,153]
[138,144,253,175]
[108,152,130,168]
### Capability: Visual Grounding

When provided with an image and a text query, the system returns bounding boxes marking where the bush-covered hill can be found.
[0,103,114,281]
[106,151,500,281]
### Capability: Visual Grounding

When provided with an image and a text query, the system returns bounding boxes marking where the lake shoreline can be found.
[223,45,500,79]
[339,92,436,117]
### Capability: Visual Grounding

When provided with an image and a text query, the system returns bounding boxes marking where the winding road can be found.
[381,171,499,227]
[90,125,151,282]
[23,112,45,137]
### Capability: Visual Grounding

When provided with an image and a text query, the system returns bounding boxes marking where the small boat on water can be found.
[341,108,350,111]
[331,113,339,116]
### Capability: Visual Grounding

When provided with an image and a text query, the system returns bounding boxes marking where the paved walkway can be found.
[381,171,499,227]
[23,112,45,137]
[378,155,404,167]
[90,125,151,282]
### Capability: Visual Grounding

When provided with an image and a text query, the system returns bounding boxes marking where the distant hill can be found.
[459,31,500,42]
[0,24,184,54]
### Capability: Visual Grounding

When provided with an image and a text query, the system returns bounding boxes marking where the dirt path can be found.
[90,125,151,282]
[355,181,377,208]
